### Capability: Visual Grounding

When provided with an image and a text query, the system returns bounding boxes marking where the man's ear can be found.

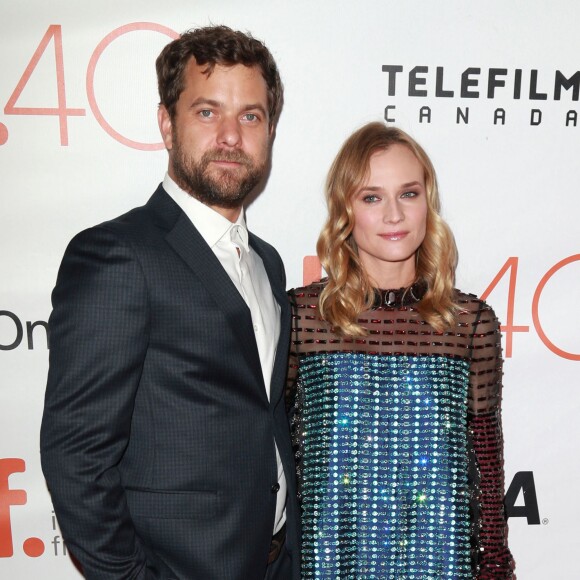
[158,105,173,150]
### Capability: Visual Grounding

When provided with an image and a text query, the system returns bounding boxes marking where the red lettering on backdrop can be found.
[532,254,580,361]
[4,25,85,146]
[0,123,8,146]
[86,22,179,151]
[303,256,322,286]
[23,537,45,558]
[480,257,530,358]
[0,459,26,558]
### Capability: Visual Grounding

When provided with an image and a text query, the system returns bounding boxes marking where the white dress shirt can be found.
[163,174,287,534]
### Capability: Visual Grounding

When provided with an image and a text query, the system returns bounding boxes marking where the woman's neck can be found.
[361,254,417,290]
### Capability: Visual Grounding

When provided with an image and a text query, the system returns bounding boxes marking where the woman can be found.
[287,122,515,578]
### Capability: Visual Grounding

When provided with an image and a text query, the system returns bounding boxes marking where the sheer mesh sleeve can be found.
[468,302,516,579]
[285,290,299,413]
[285,290,305,501]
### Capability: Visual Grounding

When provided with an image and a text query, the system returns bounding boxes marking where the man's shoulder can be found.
[105,184,178,228]
[78,185,178,238]
[62,185,180,259]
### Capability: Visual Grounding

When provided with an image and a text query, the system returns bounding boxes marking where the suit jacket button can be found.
[271,483,280,493]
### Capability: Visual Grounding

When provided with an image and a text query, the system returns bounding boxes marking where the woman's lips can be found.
[379,231,409,241]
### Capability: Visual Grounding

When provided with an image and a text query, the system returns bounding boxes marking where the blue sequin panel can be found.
[299,353,472,579]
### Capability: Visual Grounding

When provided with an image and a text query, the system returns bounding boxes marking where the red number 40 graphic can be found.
[304,254,580,361]
[3,23,178,148]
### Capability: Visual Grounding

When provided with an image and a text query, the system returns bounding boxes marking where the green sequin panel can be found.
[299,353,472,579]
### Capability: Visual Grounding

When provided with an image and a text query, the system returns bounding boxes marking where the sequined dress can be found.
[287,282,515,579]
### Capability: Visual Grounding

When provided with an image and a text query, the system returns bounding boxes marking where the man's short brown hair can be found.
[156,25,283,128]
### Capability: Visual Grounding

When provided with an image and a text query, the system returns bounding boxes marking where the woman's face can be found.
[351,144,428,288]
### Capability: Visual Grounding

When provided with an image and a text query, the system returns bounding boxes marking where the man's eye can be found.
[199,110,212,118]
[244,113,258,121]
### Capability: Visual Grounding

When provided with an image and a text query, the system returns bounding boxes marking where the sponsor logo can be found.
[381,66,579,126]
[0,311,48,350]
[505,471,540,525]
[0,459,68,559]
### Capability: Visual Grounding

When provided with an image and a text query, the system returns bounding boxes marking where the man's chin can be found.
[193,180,250,208]
[206,179,247,200]
[206,165,248,183]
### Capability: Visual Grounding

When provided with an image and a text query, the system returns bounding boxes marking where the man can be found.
[40,26,299,580]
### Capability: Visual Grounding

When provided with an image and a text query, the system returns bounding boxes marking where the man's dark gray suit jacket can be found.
[40,185,300,580]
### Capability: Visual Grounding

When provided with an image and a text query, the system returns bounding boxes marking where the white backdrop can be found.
[1,1,579,577]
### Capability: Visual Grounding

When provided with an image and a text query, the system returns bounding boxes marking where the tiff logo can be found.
[0,459,26,557]
[0,458,46,557]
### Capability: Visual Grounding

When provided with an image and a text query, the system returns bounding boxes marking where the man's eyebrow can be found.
[189,97,221,109]
[242,103,268,117]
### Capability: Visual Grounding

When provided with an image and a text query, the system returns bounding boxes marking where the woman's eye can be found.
[363,194,380,203]
[401,190,418,198]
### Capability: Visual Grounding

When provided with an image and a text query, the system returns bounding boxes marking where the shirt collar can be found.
[163,173,247,249]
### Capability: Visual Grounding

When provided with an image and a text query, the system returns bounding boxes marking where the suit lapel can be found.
[147,186,288,406]
[270,298,291,407]
[159,201,265,394]
[250,235,291,407]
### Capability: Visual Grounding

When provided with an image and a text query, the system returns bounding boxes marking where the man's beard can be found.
[171,137,267,209]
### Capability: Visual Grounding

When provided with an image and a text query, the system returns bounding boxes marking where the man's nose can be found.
[216,116,242,148]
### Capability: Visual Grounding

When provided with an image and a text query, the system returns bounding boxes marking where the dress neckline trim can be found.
[373,279,427,308]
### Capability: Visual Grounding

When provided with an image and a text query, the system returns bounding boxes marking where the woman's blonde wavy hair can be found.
[317,122,459,336]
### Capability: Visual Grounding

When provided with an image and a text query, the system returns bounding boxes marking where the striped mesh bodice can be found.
[287,282,515,579]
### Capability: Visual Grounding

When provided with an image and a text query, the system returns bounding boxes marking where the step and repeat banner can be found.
[1,1,578,577]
